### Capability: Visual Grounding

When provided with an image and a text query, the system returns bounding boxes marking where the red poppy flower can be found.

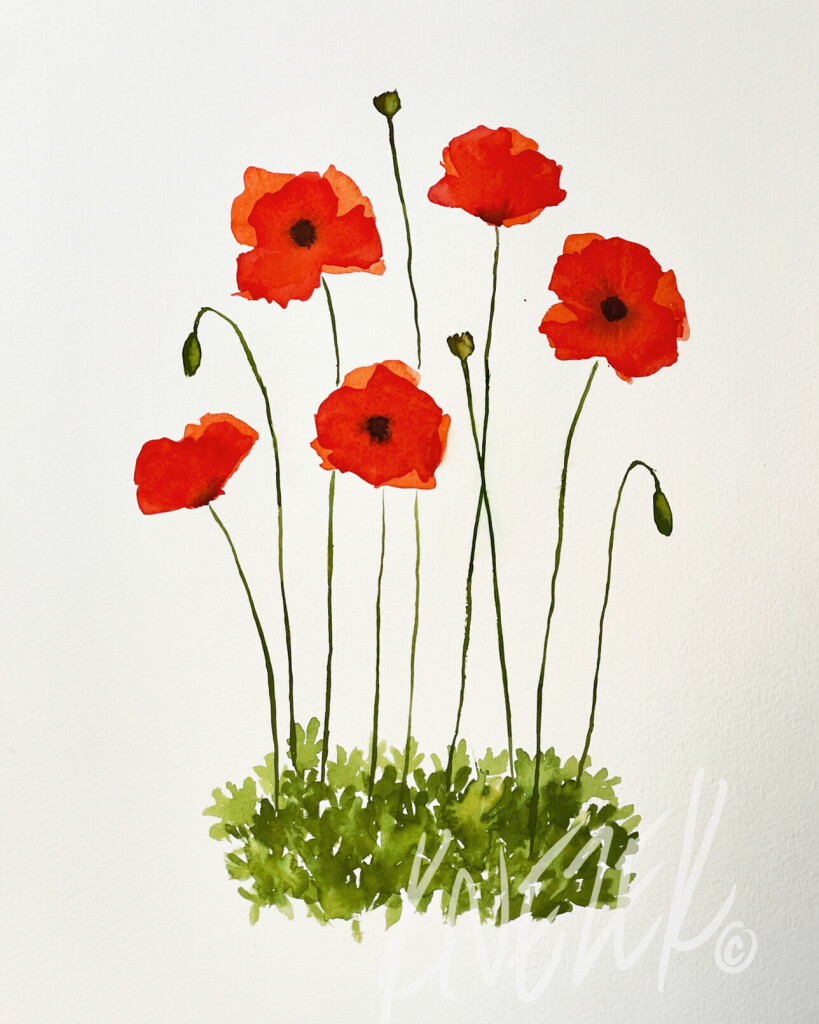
[539,234,690,382]
[311,361,450,489]
[134,413,258,514]
[427,126,566,227]
[232,165,385,307]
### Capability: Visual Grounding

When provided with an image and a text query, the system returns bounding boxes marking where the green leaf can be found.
[477,747,509,777]
[294,717,323,771]
[385,894,403,929]
[253,752,279,798]
[203,778,258,839]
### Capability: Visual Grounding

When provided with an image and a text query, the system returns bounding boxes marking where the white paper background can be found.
[2,1,816,1020]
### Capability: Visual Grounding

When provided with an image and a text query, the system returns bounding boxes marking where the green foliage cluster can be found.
[204,719,640,935]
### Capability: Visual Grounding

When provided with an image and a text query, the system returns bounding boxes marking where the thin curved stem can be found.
[529,361,599,858]
[320,470,336,782]
[445,481,482,790]
[465,359,514,777]
[446,228,511,787]
[194,307,297,769]
[319,280,340,783]
[209,505,279,804]
[385,116,421,368]
[322,277,340,387]
[577,460,661,780]
[400,494,421,800]
[480,227,501,464]
[368,492,387,799]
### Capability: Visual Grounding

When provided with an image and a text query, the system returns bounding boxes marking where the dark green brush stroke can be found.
[529,361,599,858]
[189,307,297,770]
[577,460,671,779]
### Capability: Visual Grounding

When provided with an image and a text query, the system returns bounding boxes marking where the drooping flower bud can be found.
[182,330,201,377]
[373,90,401,120]
[447,331,475,362]
[652,488,673,536]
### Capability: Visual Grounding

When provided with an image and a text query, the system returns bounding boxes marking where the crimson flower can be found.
[539,234,689,382]
[427,126,566,227]
[134,413,258,514]
[311,361,450,489]
[231,166,385,307]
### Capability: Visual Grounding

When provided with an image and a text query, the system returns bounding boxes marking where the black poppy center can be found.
[365,415,392,443]
[600,295,628,322]
[289,218,317,248]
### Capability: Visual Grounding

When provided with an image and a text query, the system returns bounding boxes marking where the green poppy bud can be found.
[447,331,474,361]
[182,331,201,377]
[373,90,401,120]
[653,488,673,536]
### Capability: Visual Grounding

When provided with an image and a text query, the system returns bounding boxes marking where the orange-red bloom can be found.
[311,361,450,489]
[134,413,258,514]
[232,166,385,308]
[539,234,689,382]
[428,126,566,227]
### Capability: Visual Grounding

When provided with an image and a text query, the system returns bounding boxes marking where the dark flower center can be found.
[289,218,317,248]
[600,295,628,322]
[364,415,391,443]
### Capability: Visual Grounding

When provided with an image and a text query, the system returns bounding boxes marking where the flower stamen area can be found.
[289,218,317,248]
[600,295,628,322]
[364,415,391,443]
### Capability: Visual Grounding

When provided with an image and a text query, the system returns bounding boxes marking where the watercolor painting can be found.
[131,97,691,931]
[3,2,816,1021]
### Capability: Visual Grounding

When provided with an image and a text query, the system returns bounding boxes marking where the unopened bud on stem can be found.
[373,90,401,120]
[652,487,673,536]
[447,331,475,362]
[182,330,201,377]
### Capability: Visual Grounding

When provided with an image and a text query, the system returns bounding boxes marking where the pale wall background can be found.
[1,1,816,1021]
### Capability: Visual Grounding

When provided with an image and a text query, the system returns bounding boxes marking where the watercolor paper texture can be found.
[1,1,816,1021]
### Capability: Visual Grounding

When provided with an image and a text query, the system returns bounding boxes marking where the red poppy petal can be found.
[232,167,296,246]
[318,204,384,275]
[563,232,604,255]
[653,269,689,339]
[323,165,375,218]
[135,415,257,514]
[236,248,323,306]
[184,412,259,443]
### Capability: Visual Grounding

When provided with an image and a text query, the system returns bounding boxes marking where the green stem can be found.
[577,459,661,780]
[480,227,501,464]
[445,481,482,790]
[400,495,421,799]
[528,361,599,858]
[319,280,340,783]
[193,307,297,769]
[464,358,514,777]
[209,504,279,804]
[320,470,336,782]
[446,228,510,788]
[322,277,340,387]
[368,492,387,799]
[385,115,421,368]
